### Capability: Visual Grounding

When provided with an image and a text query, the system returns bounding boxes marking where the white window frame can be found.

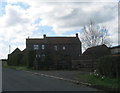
[34,44,39,50]
[63,46,66,50]
[36,54,40,58]
[42,44,45,50]
[54,45,57,51]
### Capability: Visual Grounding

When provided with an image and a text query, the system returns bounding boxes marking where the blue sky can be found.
[0,0,118,59]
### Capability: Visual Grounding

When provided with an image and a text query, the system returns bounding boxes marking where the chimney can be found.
[43,34,46,39]
[76,33,78,38]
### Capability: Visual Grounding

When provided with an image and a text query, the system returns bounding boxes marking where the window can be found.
[41,54,45,62]
[63,46,65,50]
[34,45,39,50]
[36,54,40,58]
[42,44,45,50]
[54,45,57,51]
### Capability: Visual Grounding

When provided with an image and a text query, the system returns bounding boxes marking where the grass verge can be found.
[75,74,120,92]
[3,63,32,71]
[5,65,30,71]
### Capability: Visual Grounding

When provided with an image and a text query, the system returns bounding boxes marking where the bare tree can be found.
[80,21,111,50]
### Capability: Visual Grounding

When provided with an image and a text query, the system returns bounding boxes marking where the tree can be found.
[80,21,111,50]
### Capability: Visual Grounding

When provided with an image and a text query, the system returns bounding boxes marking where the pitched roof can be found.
[45,37,80,44]
[11,48,21,55]
[22,48,27,54]
[79,44,110,60]
[26,39,43,44]
[26,35,80,44]
[83,44,109,55]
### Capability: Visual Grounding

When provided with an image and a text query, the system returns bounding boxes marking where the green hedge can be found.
[20,54,28,66]
[97,55,120,78]
[28,50,36,68]
[8,53,28,66]
[8,54,22,66]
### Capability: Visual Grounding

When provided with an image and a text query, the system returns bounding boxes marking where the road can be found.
[30,70,89,80]
[0,61,2,93]
[2,68,99,91]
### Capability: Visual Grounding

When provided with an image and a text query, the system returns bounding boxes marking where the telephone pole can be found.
[9,45,11,54]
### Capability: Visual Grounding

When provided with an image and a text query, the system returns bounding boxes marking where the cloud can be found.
[42,3,117,34]
[0,0,118,59]
[103,17,118,46]
[0,43,8,59]
[0,4,38,59]
[5,1,118,34]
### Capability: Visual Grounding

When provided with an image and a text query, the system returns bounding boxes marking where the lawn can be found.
[75,74,120,92]
[5,65,30,71]
[3,62,31,71]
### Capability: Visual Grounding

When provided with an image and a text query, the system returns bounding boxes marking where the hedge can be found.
[28,50,36,68]
[97,55,120,78]
[8,54,23,66]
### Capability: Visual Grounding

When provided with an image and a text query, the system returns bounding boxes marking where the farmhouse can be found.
[8,33,82,70]
[8,33,119,70]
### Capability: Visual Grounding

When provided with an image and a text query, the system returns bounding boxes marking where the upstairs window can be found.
[42,44,45,50]
[63,46,66,50]
[54,45,57,51]
[34,45,39,50]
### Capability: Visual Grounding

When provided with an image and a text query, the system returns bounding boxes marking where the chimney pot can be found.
[76,33,78,38]
[43,34,46,38]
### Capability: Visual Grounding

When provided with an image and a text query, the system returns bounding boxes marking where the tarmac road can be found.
[2,68,99,91]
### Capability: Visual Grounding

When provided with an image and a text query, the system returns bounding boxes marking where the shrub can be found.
[20,54,28,66]
[8,54,22,66]
[28,50,36,68]
[97,55,120,78]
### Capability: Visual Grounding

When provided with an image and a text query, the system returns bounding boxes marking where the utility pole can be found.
[9,45,11,54]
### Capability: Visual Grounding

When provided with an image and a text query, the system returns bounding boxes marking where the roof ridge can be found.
[46,36,76,38]
[26,38,43,40]
[87,44,107,49]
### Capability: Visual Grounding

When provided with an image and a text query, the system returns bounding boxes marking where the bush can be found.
[97,55,120,78]
[28,50,36,68]
[8,54,23,66]
[20,54,28,66]
[8,53,28,66]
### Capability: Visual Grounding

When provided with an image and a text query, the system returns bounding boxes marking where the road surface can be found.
[0,61,2,92]
[2,68,99,91]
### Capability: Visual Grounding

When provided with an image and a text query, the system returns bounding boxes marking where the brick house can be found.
[110,45,120,55]
[25,33,81,70]
[72,44,110,71]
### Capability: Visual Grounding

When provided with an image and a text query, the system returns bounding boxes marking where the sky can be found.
[0,0,119,59]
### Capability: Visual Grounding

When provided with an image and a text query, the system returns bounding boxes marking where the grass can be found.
[5,65,30,71]
[75,74,120,92]
[3,63,32,71]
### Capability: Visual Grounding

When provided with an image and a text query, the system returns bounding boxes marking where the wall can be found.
[111,48,120,54]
